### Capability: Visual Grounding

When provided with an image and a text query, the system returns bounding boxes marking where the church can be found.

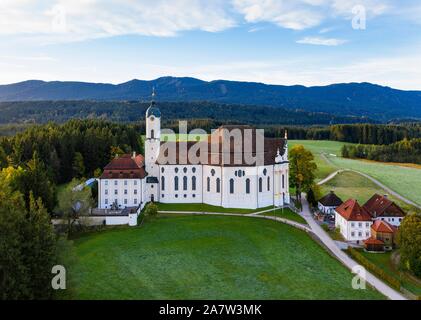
[97,94,290,215]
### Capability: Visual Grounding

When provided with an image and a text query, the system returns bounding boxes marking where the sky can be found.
[1,0,421,90]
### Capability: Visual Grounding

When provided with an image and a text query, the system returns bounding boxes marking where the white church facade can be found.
[97,96,290,216]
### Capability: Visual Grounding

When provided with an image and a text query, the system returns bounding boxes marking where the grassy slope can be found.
[326,155,421,206]
[358,250,421,296]
[258,208,307,225]
[289,140,346,181]
[66,215,383,299]
[290,140,421,207]
[319,171,417,213]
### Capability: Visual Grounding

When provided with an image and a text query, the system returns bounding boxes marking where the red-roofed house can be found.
[363,194,405,227]
[334,199,373,243]
[369,220,397,251]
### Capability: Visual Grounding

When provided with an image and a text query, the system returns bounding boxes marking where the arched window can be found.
[246,178,250,194]
[151,129,155,139]
[161,176,165,191]
[216,178,220,193]
[282,174,285,189]
[192,176,196,191]
[183,176,187,190]
[207,177,210,192]
[259,177,262,192]
[267,176,270,191]
[229,178,234,194]
[174,176,179,191]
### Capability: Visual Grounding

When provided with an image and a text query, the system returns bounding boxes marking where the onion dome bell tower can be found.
[145,88,161,177]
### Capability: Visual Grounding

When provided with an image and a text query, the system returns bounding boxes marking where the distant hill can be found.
[0,77,420,121]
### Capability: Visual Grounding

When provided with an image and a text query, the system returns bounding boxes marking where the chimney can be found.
[132,151,136,159]
[383,194,388,199]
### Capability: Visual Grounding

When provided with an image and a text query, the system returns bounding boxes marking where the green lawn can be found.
[258,207,307,225]
[358,250,421,297]
[64,215,383,299]
[156,202,273,214]
[319,171,419,213]
[289,140,348,181]
[326,155,421,207]
[290,140,421,208]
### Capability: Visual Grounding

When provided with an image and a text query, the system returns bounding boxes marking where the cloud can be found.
[0,0,236,42]
[232,0,325,30]
[296,36,347,46]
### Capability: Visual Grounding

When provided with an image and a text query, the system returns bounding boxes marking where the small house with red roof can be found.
[364,220,398,251]
[363,194,405,227]
[334,199,373,243]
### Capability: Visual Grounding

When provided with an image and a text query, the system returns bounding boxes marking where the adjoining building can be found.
[364,220,398,252]
[363,194,405,227]
[334,199,373,243]
[318,191,343,215]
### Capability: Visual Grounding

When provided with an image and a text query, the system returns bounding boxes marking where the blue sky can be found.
[1,0,421,90]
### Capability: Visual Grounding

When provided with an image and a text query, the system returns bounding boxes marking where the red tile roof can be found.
[363,237,384,245]
[335,199,372,221]
[363,194,405,218]
[100,154,146,179]
[371,220,397,234]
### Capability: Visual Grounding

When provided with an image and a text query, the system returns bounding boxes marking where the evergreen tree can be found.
[72,152,85,178]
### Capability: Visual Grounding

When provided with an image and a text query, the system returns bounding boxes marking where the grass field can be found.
[289,140,347,181]
[326,155,421,207]
[65,215,383,299]
[358,250,421,296]
[258,208,307,225]
[319,171,418,213]
[290,140,421,207]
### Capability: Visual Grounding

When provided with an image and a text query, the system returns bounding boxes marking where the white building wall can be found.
[158,165,203,204]
[335,212,372,242]
[98,178,143,209]
[373,216,403,227]
[202,165,222,206]
[221,166,258,209]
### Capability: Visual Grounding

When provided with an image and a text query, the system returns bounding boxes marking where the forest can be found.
[341,138,421,164]
[0,100,373,125]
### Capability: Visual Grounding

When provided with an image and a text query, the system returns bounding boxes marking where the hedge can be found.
[347,247,401,290]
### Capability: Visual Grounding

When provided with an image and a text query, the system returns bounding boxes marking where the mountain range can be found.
[0,77,420,121]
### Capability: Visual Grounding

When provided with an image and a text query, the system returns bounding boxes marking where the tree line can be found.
[341,138,421,164]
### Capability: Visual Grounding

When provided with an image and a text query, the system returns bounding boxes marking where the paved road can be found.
[298,195,407,300]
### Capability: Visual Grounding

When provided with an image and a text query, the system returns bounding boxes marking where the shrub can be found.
[144,202,158,219]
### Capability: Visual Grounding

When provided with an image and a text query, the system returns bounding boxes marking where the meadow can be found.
[65,215,383,299]
[290,140,421,207]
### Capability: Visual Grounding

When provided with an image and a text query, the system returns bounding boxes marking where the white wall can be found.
[98,178,143,209]
[373,216,403,227]
[158,165,203,203]
[105,215,129,225]
[335,212,372,242]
